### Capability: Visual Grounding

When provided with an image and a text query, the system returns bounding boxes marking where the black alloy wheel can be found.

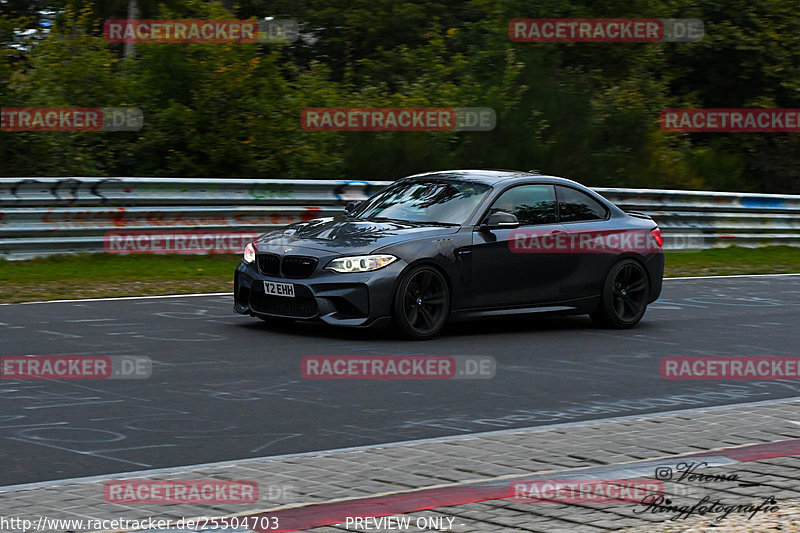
[591,259,650,328]
[393,265,450,339]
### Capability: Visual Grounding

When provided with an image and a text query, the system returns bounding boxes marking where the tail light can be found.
[650,227,663,248]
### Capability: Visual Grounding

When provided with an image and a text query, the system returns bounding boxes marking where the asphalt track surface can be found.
[1,274,799,486]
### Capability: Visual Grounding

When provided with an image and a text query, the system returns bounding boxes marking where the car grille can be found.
[282,256,318,279]
[257,253,317,279]
[257,253,280,276]
[250,284,318,318]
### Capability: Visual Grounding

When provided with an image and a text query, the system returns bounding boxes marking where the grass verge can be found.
[1,247,798,303]
[0,254,239,303]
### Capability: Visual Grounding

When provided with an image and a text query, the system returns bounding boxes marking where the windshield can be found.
[353,180,491,225]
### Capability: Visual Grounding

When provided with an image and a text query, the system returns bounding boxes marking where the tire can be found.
[392,265,450,340]
[590,259,650,328]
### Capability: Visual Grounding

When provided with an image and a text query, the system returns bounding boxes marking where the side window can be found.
[556,186,608,222]
[488,185,557,226]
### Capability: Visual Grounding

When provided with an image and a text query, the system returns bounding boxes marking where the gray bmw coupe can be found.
[234,170,664,339]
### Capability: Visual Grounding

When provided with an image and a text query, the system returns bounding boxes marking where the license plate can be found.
[263,281,295,298]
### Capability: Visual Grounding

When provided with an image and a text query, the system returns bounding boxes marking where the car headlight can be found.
[326,254,397,273]
[243,242,256,264]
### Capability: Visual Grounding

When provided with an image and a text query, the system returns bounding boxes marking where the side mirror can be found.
[344,201,360,215]
[483,211,519,229]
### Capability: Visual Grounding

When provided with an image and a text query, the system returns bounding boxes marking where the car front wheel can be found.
[392,265,450,340]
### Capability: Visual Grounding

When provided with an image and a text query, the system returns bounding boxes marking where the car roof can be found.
[399,169,582,187]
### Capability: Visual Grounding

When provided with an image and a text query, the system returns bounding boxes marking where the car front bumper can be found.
[234,259,404,327]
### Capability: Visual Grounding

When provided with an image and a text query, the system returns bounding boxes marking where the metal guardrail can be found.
[593,187,800,250]
[1,177,799,258]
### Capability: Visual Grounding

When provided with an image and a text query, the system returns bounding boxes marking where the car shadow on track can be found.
[233,313,657,341]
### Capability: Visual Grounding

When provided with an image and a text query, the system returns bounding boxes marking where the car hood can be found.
[254,217,460,255]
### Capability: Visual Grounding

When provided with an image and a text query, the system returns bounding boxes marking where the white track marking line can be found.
[664,273,800,280]
[0,292,230,305]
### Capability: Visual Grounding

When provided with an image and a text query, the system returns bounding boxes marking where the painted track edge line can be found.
[663,272,800,280]
[0,292,231,305]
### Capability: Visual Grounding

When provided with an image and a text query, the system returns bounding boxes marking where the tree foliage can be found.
[1,0,798,192]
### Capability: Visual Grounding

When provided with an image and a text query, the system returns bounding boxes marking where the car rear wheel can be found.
[393,265,450,340]
[590,259,649,328]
